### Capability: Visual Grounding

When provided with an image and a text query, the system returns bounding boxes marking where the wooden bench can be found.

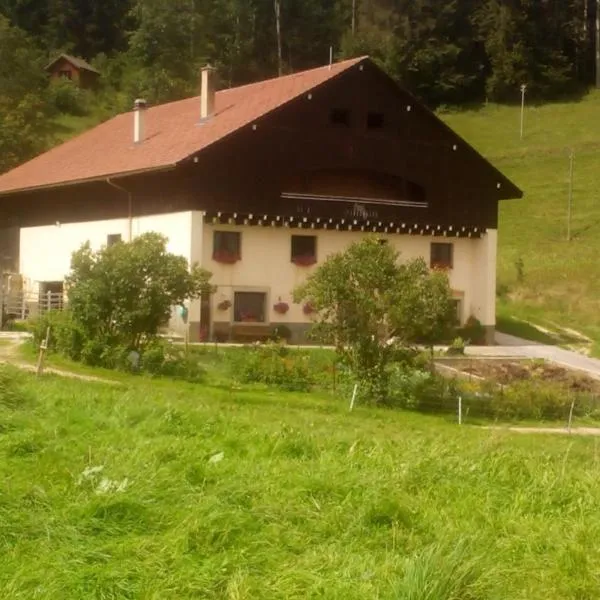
[230,324,272,343]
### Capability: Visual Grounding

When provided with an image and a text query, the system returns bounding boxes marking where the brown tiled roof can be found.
[0,57,366,196]
[45,54,101,75]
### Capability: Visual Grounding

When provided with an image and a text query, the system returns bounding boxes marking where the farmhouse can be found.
[45,54,100,89]
[0,57,521,343]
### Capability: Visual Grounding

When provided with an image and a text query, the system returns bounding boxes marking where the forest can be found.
[1,0,599,172]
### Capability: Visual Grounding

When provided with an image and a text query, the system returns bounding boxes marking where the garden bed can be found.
[437,357,600,394]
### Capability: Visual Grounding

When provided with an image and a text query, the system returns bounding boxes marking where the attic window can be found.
[330,108,350,127]
[367,112,384,129]
[59,70,72,80]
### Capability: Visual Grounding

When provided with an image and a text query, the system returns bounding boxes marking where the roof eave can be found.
[0,164,177,197]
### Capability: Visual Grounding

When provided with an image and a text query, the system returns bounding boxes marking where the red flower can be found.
[273,302,289,314]
[303,302,316,315]
[292,255,317,267]
[217,300,232,311]
[213,250,240,264]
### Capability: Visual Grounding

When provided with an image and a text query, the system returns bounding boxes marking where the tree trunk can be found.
[352,0,357,36]
[274,0,282,76]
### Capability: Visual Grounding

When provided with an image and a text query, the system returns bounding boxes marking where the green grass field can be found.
[2,361,600,599]
[442,94,600,352]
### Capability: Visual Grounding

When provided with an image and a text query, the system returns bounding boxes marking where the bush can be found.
[47,79,90,116]
[231,342,313,391]
[29,310,86,361]
[141,341,205,383]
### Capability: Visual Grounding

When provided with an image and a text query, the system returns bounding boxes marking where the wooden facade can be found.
[46,55,99,89]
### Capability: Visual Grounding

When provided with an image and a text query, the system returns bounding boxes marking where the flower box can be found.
[217,299,232,311]
[273,301,290,315]
[213,250,240,264]
[292,255,317,267]
[430,261,452,271]
[303,302,316,315]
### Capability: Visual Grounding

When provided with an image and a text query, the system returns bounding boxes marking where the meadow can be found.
[2,356,600,599]
[443,94,600,353]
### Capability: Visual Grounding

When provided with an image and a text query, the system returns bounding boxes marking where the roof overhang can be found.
[0,164,178,197]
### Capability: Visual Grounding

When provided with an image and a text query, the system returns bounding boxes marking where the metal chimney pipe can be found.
[133,98,147,144]
[200,65,216,121]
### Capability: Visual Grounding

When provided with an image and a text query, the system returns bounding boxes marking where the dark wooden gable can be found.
[179,59,521,230]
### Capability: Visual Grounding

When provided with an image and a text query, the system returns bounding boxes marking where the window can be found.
[234,291,267,323]
[107,233,122,247]
[213,231,241,263]
[59,70,72,80]
[430,242,453,269]
[367,112,384,129]
[330,108,350,126]
[291,235,317,266]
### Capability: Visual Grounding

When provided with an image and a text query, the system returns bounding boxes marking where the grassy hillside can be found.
[442,94,600,352]
[2,362,600,599]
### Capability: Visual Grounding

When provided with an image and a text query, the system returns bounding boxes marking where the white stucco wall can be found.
[203,224,497,328]
[20,212,195,292]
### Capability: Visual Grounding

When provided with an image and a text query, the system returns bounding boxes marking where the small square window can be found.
[367,112,384,129]
[234,291,267,323]
[291,235,317,266]
[107,233,122,247]
[213,231,241,263]
[59,70,72,80]
[330,108,350,126]
[430,242,453,269]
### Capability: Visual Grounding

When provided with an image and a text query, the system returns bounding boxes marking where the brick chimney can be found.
[200,65,216,121]
[133,98,147,144]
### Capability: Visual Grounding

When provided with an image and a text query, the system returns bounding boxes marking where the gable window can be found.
[367,112,384,129]
[330,108,350,127]
[430,242,453,270]
[107,233,122,247]
[291,235,317,266]
[59,70,72,79]
[213,231,241,264]
[234,291,267,323]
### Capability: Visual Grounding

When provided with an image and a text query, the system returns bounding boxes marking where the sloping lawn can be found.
[1,367,600,599]
[442,94,600,353]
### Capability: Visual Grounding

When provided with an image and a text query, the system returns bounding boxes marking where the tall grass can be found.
[1,370,600,598]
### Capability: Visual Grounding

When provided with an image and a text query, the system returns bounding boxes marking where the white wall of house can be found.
[19,211,200,335]
[203,223,497,329]
[20,212,195,288]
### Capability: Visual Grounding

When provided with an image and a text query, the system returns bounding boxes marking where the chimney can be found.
[200,65,216,121]
[133,98,147,144]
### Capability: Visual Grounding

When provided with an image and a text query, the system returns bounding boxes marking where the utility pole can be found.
[567,149,574,242]
[520,84,527,141]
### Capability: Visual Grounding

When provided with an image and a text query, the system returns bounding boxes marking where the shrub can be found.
[459,316,486,345]
[141,341,206,383]
[231,342,313,391]
[29,310,86,361]
[446,337,466,356]
[47,79,90,116]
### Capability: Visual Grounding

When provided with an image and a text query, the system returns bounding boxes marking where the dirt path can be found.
[481,425,600,437]
[0,338,121,385]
